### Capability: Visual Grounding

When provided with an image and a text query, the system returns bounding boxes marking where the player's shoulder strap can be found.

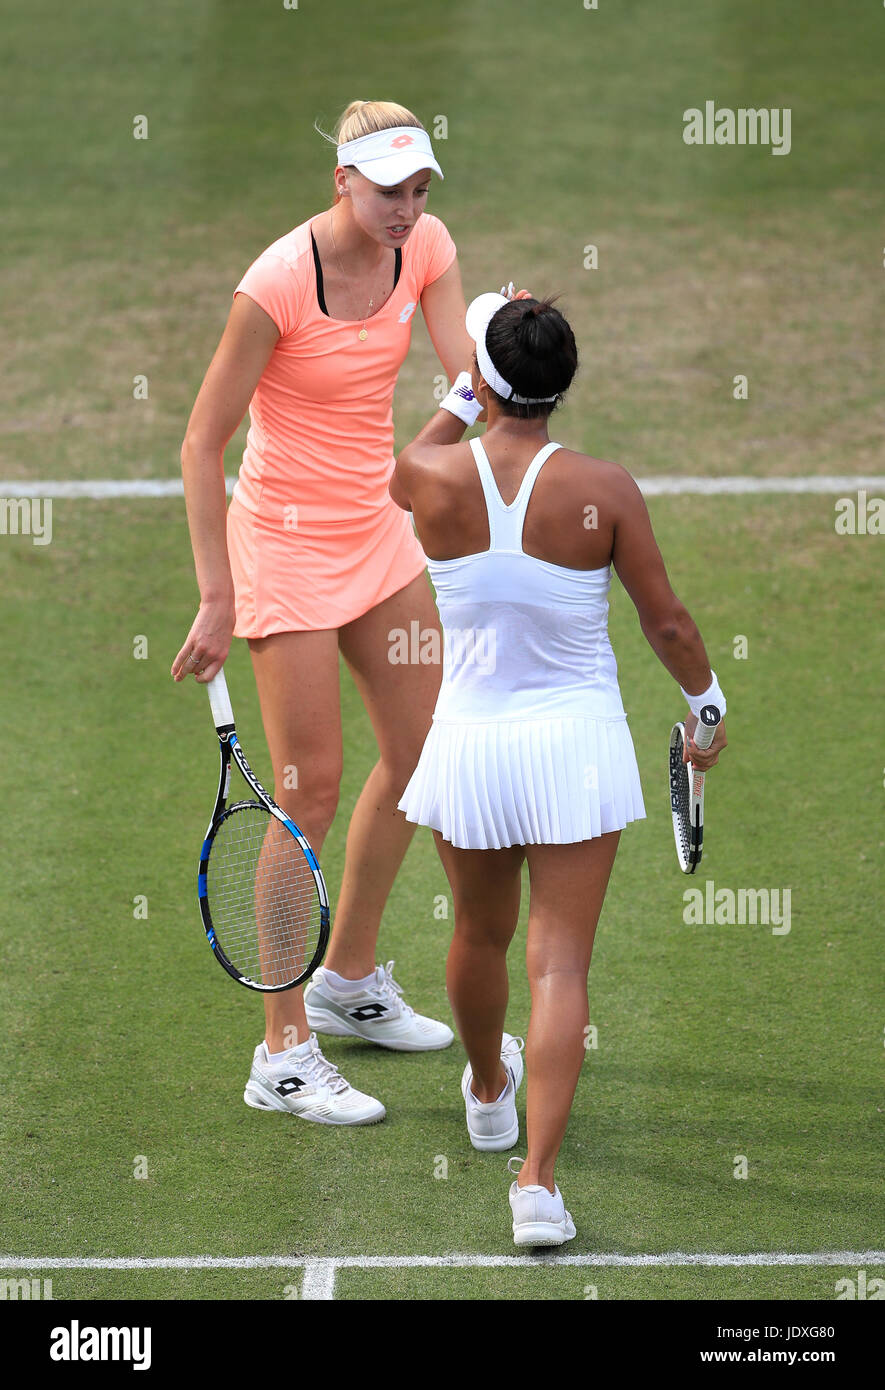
[468,436,562,551]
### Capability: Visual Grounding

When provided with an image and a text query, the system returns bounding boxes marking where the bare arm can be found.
[391,279,539,508]
[611,468,727,768]
[389,399,470,509]
[419,255,474,383]
[171,292,280,682]
[389,254,474,511]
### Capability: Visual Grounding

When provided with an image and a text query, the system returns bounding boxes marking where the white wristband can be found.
[439,371,482,427]
[680,669,727,720]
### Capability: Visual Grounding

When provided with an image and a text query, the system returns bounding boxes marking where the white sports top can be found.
[426,436,626,723]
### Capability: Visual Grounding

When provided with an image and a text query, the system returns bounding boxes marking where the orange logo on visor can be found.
[390,135,415,148]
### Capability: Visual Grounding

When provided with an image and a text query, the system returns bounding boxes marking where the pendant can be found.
[359,328,368,341]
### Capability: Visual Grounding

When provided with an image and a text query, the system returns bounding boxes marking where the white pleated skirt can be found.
[398,714,646,851]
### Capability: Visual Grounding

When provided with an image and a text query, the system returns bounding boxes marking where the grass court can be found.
[1,0,882,1301]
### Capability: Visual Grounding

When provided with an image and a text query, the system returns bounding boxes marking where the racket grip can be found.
[207,669,234,728]
[691,706,721,751]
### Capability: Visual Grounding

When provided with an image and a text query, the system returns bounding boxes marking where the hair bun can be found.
[515,299,563,354]
[484,293,577,415]
[518,299,557,326]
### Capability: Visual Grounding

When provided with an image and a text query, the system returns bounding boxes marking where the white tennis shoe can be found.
[507,1157,577,1246]
[460,1033,525,1151]
[304,961,454,1051]
[244,1033,385,1126]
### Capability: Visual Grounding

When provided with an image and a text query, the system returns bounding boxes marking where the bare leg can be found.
[327,572,442,978]
[247,628,343,1052]
[520,832,621,1192]
[432,831,526,1100]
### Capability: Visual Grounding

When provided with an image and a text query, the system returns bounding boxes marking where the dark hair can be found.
[479,296,578,419]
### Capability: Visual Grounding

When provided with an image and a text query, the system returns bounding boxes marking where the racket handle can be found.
[207,669,234,729]
[691,704,721,752]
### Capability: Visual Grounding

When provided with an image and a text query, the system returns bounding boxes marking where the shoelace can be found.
[375,960,415,1019]
[301,1034,349,1095]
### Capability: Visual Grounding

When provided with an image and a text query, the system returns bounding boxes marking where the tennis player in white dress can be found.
[390,288,728,1246]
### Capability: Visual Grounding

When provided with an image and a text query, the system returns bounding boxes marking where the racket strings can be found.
[208,804,324,987]
[671,732,694,864]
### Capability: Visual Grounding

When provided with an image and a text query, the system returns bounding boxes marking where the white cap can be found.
[336,125,443,186]
[465,292,558,404]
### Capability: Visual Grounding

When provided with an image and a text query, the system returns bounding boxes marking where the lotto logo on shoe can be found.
[275,1076,307,1096]
[348,1003,389,1022]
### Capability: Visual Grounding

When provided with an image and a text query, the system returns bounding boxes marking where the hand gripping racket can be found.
[198,669,330,991]
[668,703,721,874]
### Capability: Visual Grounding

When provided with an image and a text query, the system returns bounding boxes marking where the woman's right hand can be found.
[501,282,533,301]
[684,713,728,772]
[171,596,236,684]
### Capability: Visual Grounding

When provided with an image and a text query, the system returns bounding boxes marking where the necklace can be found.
[330,208,374,341]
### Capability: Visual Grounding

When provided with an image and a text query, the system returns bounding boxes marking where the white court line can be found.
[638,475,885,496]
[1,480,198,498]
[299,1259,339,1300]
[1,476,883,500]
[2,1251,882,1267]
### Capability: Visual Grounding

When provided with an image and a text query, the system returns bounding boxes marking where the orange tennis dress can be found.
[227,212,457,636]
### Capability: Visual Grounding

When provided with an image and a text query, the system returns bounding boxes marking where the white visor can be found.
[336,125,443,186]
[465,292,558,404]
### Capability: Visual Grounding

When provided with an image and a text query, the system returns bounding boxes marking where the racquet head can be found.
[669,721,696,873]
[200,799,329,992]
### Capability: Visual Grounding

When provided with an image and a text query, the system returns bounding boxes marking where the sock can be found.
[265,1038,311,1063]
[323,965,376,994]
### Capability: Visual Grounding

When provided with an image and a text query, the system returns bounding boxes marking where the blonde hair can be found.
[315,100,425,205]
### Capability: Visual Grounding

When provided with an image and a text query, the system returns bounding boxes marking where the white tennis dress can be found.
[397,437,646,850]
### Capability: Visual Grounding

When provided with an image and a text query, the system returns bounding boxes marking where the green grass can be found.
[0,498,881,1299]
[2,1265,882,1302]
[1,0,882,1300]
[2,0,884,480]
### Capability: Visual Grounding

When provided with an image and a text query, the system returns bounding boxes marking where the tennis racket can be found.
[198,668,330,991]
[668,703,722,874]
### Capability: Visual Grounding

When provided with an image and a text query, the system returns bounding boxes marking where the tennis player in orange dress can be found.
[171,101,484,1125]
